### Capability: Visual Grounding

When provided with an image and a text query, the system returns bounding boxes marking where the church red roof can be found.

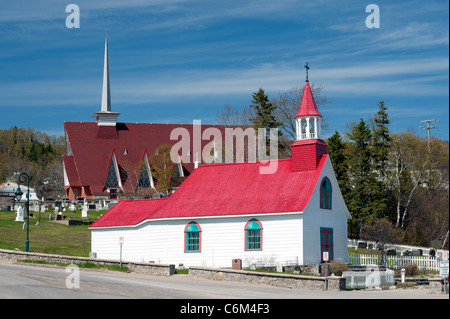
[62,155,81,187]
[90,155,328,228]
[294,81,322,118]
[64,122,235,196]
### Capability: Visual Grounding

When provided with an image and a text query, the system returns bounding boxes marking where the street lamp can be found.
[15,173,30,252]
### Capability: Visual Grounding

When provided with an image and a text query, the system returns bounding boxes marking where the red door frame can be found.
[109,189,117,199]
[320,228,333,262]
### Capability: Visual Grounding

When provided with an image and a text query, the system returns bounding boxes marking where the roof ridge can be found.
[197,158,292,169]
[118,197,169,203]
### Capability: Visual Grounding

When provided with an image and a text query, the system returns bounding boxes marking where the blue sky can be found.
[0,0,448,140]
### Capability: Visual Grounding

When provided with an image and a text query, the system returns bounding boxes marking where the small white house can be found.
[89,80,351,268]
[0,181,40,204]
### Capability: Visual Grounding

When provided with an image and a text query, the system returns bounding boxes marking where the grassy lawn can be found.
[348,246,383,256]
[0,209,105,257]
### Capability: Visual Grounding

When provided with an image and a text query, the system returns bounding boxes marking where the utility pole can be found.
[420,120,438,153]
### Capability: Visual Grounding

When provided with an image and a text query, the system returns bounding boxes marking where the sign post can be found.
[119,236,124,268]
[440,260,449,278]
[323,251,329,290]
[440,259,449,294]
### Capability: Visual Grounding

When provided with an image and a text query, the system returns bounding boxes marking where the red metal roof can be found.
[294,81,322,118]
[90,198,169,228]
[90,155,328,228]
[62,155,81,187]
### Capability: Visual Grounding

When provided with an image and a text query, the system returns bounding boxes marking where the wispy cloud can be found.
[0,0,448,139]
[1,55,447,109]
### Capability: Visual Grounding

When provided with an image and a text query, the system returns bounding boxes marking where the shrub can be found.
[329,260,349,276]
[403,263,419,276]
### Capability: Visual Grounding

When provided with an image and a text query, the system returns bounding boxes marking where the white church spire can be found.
[93,30,120,127]
[101,29,111,112]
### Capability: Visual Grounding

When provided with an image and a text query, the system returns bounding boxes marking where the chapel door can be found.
[320,228,333,262]
[109,189,117,200]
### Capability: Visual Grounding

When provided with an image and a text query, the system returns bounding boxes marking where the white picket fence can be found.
[348,238,449,259]
[349,254,442,271]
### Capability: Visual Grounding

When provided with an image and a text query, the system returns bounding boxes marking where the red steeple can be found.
[291,64,327,172]
[294,81,322,118]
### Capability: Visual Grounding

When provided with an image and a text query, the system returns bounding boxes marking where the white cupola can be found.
[291,62,327,172]
[294,72,322,141]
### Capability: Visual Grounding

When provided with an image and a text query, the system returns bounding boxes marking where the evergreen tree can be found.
[372,101,391,177]
[249,88,283,156]
[327,131,348,193]
[369,101,392,220]
[345,118,383,237]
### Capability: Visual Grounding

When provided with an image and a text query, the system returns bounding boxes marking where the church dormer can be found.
[291,62,327,172]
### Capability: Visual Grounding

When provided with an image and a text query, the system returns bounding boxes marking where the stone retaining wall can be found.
[0,249,175,276]
[0,249,346,290]
[189,266,346,291]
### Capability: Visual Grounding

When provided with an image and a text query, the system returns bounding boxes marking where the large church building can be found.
[89,68,352,268]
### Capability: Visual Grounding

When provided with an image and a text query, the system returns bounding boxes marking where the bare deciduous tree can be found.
[361,219,404,265]
[216,84,330,157]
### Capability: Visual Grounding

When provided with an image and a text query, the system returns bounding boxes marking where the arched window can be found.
[301,119,307,139]
[320,177,332,210]
[184,222,201,252]
[245,219,262,250]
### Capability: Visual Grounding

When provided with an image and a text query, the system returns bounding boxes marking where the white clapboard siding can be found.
[302,156,350,265]
[92,213,304,268]
[91,225,150,262]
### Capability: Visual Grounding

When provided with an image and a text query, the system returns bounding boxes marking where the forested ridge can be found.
[0,126,66,199]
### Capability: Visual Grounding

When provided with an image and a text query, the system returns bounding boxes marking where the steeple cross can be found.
[304,61,310,82]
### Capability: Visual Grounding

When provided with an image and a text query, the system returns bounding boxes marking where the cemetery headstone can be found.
[82,202,88,218]
[276,263,283,272]
[15,206,24,222]
[358,242,367,249]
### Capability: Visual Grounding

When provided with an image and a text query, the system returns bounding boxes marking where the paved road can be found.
[0,262,447,301]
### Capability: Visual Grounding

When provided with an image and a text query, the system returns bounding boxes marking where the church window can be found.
[137,159,153,189]
[104,155,120,188]
[320,177,332,210]
[137,165,151,188]
[245,219,262,250]
[185,222,201,252]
